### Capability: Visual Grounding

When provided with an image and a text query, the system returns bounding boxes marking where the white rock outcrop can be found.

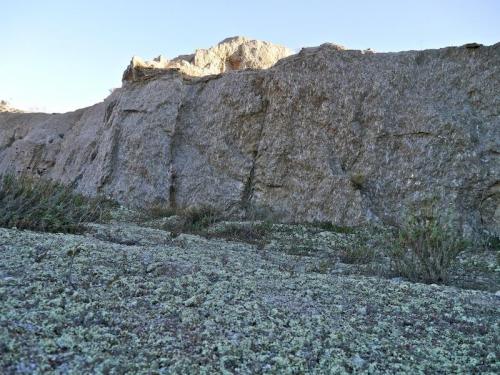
[0,101,22,113]
[122,36,293,81]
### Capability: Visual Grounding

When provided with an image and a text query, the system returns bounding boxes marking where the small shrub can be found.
[181,206,221,232]
[144,203,177,219]
[313,222,356,234]
[349,172,365,189]
[338,231,376,264]
[389,208,468,283]
[0,174,114,233]
[338,242,376,264]
[208,221,272,246]
[309,255,337,273]
[483,233,500,252]
[149,205,223,235]
[284,238,318,257]
[243,205,281,222]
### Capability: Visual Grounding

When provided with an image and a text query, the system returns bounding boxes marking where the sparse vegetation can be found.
[285,243,317,257]
[242,205,280,222]
[207,221,272,246]
[148,205,223,236]
[388,208,468,283]
[311,257,337,273]
[484,233,500,252]
[349,172,365,189]
[143,203,177,219]
[309,221,356,234]
[144,204,274,245]
[338,231,377,264]
[136,203,497,289]
[0,174,113,233]
[181,205,221,232]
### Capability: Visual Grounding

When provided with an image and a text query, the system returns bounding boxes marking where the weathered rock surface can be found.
[1,222,498,372]
[0,39,499,234]
[122,36,293,82]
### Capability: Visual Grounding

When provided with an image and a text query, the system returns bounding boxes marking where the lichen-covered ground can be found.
[1,216,499,374]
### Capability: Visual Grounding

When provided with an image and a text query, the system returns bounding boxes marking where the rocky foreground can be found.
[1,213,498,374]
[0,37,498,235]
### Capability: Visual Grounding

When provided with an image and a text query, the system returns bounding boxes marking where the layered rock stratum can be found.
[0,37,498,234]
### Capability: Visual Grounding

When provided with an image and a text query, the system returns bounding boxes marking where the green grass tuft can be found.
[0,174,114,233]
[310,222,356,234]
[388,208,468,283]
[207,221,272,246]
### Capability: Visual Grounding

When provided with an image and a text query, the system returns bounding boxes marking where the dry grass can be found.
[337,228,378,264]
[389,209,468,283]
[0,174,114,233]
[207,221,272,246]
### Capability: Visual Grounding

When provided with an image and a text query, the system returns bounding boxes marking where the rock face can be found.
[0,39,499,235]
[122,36,293,82]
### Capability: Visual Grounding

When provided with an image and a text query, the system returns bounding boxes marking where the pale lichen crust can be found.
[0,221,498,373]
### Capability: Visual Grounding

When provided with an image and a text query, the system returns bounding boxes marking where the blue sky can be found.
[2,0,499,113]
